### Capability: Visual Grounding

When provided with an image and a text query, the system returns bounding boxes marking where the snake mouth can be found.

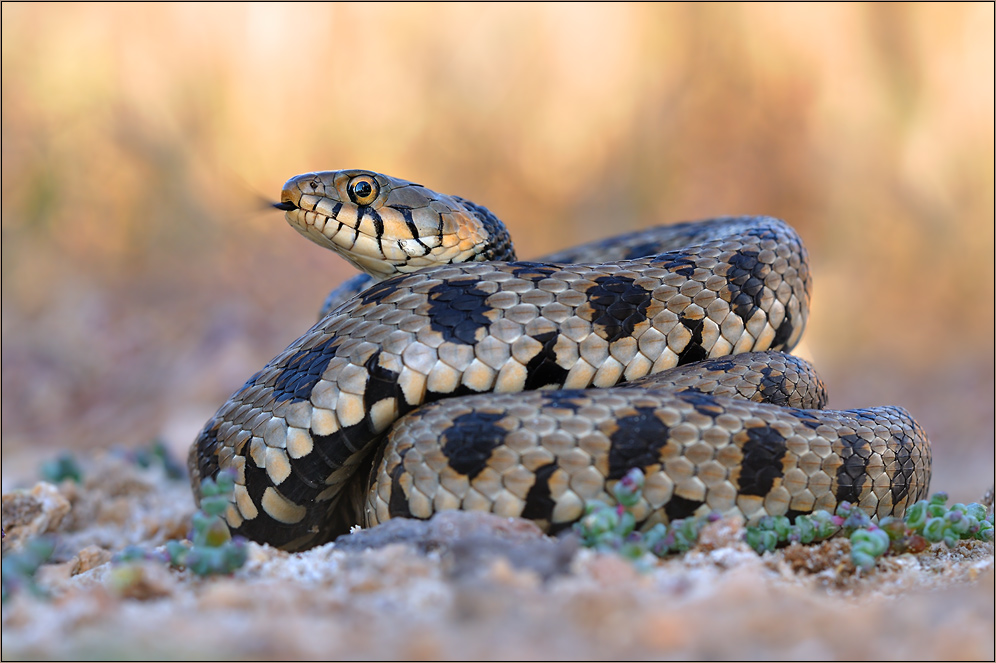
[282,204,413,280]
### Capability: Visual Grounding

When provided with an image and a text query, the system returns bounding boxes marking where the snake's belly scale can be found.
[189,170,931,551]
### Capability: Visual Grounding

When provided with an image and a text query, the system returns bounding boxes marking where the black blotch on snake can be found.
[676,315,708,365]
[523,332,569,390]
[737,425,788,497]
[509,262,560,281]
[657,252,698,277]
[771,318,795,350]
[242,453,268,516]
[271,336,340,404]
[388,457,414,519]
[363,351,413,418]
[539,390,588,412]
[425,278,494,345]
[521,462,559,523]
[681,390,725,417]
[426,382,487,403]
[581,275,653,344]
[724,248,767,324]
[835,433,871,504]
[606,406,670,480]
[701,358,737,372]
[664,494,706,522]
[758,365,790,406]
[440,411,507,480]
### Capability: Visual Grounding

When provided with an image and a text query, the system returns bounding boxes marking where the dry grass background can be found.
[2,4,993,501]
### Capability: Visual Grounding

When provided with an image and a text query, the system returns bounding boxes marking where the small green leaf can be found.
[39,453,83,484]
[904,501,928,531]
[922,517,947,543]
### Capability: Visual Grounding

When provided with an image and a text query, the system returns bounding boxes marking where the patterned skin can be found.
[189,170,930,551]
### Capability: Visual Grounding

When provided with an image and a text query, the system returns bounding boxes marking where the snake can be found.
[188,169,931,552]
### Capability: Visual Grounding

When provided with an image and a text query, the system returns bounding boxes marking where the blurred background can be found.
[2,4,992,501]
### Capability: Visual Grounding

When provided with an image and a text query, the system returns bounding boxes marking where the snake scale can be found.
[189,169,931,551]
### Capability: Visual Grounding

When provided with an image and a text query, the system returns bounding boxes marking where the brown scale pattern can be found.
[189,171,931,551]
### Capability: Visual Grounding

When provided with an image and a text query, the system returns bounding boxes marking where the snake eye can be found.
[347,175,379,206]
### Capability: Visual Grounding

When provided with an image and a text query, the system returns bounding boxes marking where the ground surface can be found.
[2,452,993,661]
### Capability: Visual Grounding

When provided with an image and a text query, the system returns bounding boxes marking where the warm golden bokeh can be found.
[2,4,993,499]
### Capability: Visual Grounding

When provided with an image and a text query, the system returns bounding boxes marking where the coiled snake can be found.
[189,169,931,551]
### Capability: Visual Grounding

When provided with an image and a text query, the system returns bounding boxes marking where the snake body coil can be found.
[190,170,931,551]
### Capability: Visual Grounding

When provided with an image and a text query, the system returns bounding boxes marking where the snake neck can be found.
[450,195,516,264]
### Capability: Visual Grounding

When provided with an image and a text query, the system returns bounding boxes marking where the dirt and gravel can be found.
[2,452,992,661]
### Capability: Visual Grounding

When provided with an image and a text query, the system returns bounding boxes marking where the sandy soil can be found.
[1,452,993,661]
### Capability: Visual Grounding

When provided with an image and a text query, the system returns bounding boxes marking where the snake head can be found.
[276,169,515,280]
